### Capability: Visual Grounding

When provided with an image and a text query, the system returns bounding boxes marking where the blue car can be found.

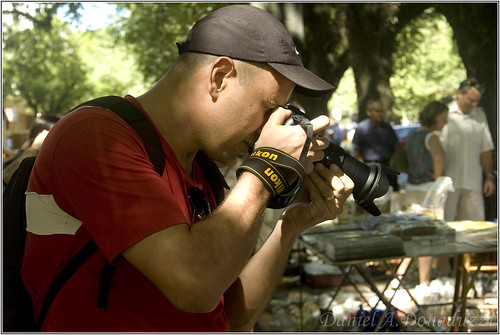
[392,124,421,149]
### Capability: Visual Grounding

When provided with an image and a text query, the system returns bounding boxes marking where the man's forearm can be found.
[122,172,271,313]
[480,150,494,176]
[223,216,299,331]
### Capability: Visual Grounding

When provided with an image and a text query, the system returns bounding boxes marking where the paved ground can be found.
[256,260,497,332]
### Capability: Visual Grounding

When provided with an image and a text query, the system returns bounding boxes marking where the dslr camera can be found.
[284,104,399,216]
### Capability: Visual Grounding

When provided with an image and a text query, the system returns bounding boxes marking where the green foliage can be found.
[111,3,227,86]
[391,8,466,124]
[2,2,151,116]
[0,3,471,124]
[3,2,82,30]
[3,18,89,115]
[73,28,149,98]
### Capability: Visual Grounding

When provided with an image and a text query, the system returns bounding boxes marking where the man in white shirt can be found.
[440,78,496,221]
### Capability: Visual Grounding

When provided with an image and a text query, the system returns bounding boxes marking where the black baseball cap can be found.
[176,5,334,97]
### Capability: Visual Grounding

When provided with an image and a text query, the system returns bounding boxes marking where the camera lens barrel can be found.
[318,142,398,216]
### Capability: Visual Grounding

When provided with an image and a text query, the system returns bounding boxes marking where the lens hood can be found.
[318,142,399,216]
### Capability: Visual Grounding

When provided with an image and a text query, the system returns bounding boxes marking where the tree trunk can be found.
[344,4,397,121]
[344,3,429,122]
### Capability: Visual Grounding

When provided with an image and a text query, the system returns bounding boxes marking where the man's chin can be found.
[213,152,239,168]
[216,151,249,168]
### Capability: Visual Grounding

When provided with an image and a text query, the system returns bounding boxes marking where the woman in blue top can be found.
[406,101,448,201]
[405,100,449,287]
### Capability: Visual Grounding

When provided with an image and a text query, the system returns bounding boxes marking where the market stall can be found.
[257,215,497,332]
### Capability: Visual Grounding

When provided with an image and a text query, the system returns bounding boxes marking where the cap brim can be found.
[269,63,334,97]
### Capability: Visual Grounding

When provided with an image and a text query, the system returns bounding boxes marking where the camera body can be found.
[284,104,399,216]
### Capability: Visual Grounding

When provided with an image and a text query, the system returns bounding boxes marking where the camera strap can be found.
[237,106,314,209]
[286,110,314,165]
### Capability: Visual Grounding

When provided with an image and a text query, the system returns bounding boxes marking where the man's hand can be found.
[281,163,354,235]
[254,107,330,173]
[484,177,496,197]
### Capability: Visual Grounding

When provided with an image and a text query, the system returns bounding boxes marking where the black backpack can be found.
[3,156,38,331]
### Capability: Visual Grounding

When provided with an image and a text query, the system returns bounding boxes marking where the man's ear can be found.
[209,57,236,101]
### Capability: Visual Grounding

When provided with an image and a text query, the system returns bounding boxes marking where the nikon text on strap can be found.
[236,104,313,209]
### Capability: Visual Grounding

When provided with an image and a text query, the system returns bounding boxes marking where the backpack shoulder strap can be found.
[37,240,97,327]
[10,97,166,329]
[195,151,229,205]
[70,96,169,311]
[2,157,97,330]
[72,96,165,176]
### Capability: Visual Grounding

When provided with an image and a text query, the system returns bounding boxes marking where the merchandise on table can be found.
[318,231,405,262]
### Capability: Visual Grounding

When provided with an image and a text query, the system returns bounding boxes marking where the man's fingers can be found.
[310,136,330,150]
[309,115,330,134]
[313,163,354,200]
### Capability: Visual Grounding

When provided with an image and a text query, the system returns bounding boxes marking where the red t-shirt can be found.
[22,96,229,331]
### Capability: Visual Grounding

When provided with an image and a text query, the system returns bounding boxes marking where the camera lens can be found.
[282,103,398,216]
[318,142,399,216]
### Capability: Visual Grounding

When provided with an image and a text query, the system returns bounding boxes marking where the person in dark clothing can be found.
[352,99,399,166]
[352,99,399,189]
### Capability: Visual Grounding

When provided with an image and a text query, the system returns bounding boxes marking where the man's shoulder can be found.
[447,100,459,112]
[471,106,487,119]
[356,118,372,129]
[51,106,135,142]
[381,121,394,129]
[63,105,130,124]
[38,106,143,169]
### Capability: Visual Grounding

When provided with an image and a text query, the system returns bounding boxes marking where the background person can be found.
[405,101,448,206]
[3,114,60,185]
[405,100,449,288]
[352,99,399,190]
[21,5,353,332]
[440,78,496,222]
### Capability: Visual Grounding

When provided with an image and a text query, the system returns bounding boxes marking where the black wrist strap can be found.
[236,104,315,209]
[237,147,305,197]
[237,121,313,208]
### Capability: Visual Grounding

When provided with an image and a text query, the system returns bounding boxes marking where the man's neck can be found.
[457,104,470,115]
[136,86,198,174]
